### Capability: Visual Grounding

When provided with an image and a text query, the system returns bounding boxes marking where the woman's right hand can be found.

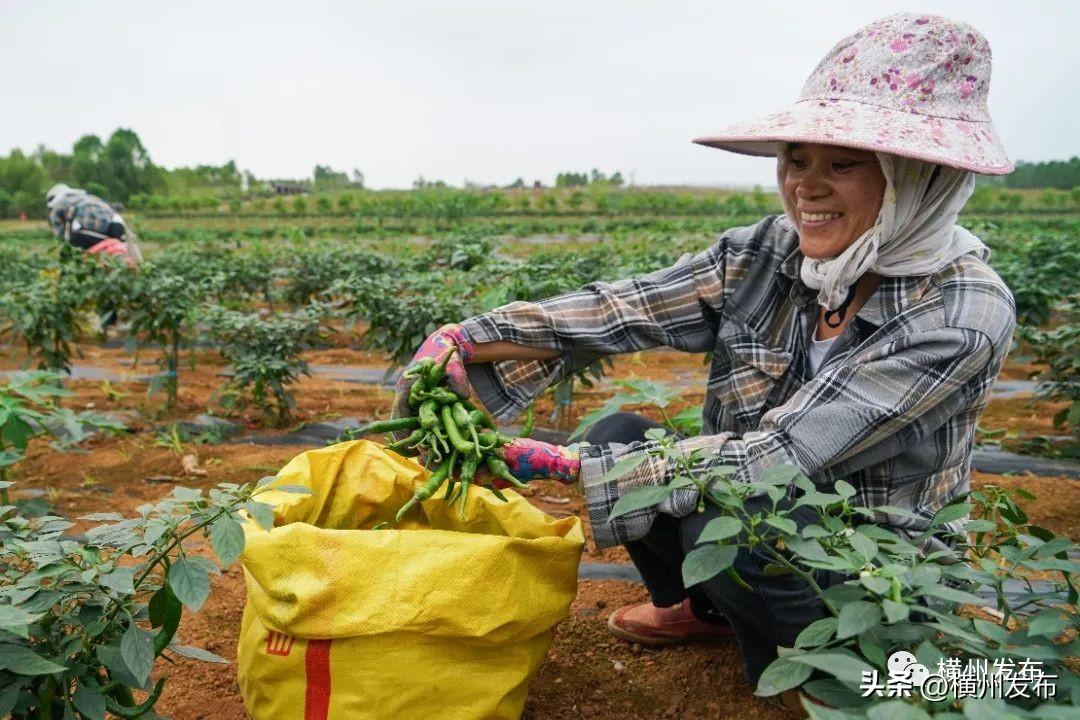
[391,324,475,436]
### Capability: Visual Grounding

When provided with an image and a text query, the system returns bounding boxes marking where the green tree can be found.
[292,195,308,215]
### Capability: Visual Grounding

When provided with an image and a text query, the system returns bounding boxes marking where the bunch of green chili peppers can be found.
[342,349,536,523]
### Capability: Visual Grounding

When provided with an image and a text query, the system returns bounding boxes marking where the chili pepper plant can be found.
[604,429,1080,717]
[0,478,309,719]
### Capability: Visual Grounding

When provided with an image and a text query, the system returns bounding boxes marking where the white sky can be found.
[3,1,1076,189]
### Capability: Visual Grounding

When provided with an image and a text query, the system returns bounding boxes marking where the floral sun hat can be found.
[693,13,1013,175]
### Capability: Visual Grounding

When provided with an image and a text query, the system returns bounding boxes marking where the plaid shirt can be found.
[48,194,122,243]
[461,215,1016,556]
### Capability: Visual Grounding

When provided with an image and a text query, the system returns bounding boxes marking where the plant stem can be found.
[759,541,841,617]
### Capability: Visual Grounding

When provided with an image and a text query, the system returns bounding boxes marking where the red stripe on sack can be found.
[304,639,332,720]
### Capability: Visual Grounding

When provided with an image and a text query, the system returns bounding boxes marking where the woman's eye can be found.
[832,161,855,171]
[790,159,806,170]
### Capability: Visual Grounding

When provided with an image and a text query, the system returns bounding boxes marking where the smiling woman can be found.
[779,143,886,262]
[389,11,1020,714]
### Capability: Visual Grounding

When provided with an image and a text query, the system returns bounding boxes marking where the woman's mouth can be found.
[800,211,843,227]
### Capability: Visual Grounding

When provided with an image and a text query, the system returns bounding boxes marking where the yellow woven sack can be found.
[237,439,584,720]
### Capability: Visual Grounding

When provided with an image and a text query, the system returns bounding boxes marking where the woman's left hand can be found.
[492,438,580,485]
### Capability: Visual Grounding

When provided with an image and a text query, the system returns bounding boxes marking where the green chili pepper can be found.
[408,375,430,408]
[357,417,420,435]
[475,429,500,451]
[440,405,476,455]
[396,456,454,522]
[441,450,461,501]
[463,403,496,429]
[485,483,509,503]
[431,425,451,455]
[417,387,461,405]
[458,454,480,519]
[385,428,425,452]
[403,357,436,377]
[451,403,482,457]
[149,585,182,658]
[418,400,440,430]
[424,346,457,387]
[485,455,529,489]
[104,678,166,719]
[519,402,535,438]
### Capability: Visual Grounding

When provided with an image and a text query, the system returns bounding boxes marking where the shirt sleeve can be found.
[581,325,998,549]
[460,242,728,421]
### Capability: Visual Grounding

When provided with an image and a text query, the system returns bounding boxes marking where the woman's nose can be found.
[794,168,830,200]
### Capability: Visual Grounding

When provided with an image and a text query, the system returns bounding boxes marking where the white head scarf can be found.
[778,146,989,310]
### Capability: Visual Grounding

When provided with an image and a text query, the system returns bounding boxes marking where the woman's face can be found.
[779,143,887,259]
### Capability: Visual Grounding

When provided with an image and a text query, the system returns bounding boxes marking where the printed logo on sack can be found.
[266,631,296,657]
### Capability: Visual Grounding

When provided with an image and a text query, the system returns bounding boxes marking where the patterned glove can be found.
[495,438,580,485]
[392,324,475,435]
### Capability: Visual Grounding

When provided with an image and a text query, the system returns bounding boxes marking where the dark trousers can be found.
[583,413,851,685]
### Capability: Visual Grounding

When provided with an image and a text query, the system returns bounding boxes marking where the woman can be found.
[393,11,1015,707]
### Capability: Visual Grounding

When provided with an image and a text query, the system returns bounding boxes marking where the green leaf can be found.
[0,642,67,675]
[148,584,182,630]
[695,516,743,544]
[244,501,276,531]
[0,605,43,635]
[168,555,211,612]
[682,544,739,587]
[761,465,800,485]
[95,644,144,689]
[72,678,107,720]
[866,701,931,720]
[121,622,154,686]
[794,617,838,649]
[99,567,135,595]
[608,484,674,521]
[209,514,245,568]
[168,644,229,663]
[917,584,985,606]
[848,533,878,562]
[271,484,313,494]
[930,501,972,527]
[1026,610,1071,639]
[837,601,882,640]
[972,618,1007,643]
[784,536,832,562]
[764,515,798,535]
[754,656,814,697]
[859,574,891,596]
[598,454,648,485]
[833,480,856,499]
[870,505,924,521]
[882,599,909,624]
[789,650,876,685]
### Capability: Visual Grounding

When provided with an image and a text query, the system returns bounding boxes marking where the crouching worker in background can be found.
[45,183,142,266]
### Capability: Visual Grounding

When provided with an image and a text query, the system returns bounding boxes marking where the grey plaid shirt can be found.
[48,193,122,243]
[461,215,1015,555]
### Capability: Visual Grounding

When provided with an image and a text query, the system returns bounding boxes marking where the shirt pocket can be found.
[708,316,793,430]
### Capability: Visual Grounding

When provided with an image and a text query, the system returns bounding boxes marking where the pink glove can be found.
[392,324,475,428]
[87,238,137,266]
[496,438,580,485]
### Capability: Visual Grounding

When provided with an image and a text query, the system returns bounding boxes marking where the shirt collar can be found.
[855,275,934,327]
[782,249,932,326]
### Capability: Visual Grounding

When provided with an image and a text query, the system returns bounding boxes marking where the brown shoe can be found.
[606,598,736,646]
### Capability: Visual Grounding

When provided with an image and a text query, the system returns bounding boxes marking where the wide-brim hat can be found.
[693,13,1013,175]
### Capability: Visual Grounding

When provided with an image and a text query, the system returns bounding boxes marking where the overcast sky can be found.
[3,1,1076,189]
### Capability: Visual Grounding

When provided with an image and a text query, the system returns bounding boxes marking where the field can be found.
[1,202,1078,719]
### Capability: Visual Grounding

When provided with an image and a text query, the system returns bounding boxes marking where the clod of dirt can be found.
[181,454,207,477]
